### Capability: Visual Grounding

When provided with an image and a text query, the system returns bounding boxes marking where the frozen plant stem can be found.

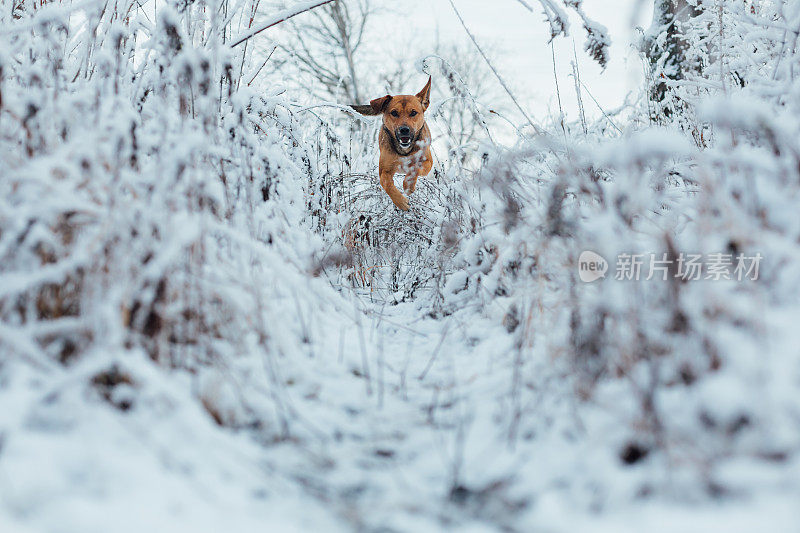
[448,0,544,135]
[230,0,336,47]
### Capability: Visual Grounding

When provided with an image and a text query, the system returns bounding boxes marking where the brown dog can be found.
[351,77,433,211]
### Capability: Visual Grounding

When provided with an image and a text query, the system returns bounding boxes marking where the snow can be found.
[2,0,800,531]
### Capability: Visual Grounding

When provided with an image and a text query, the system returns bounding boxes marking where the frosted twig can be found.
[230,0,335,47]
[448,0,544,135]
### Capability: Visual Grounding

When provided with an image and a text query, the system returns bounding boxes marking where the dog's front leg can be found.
[403,170,419,195]
[380,169,409,211]
[403,152,432,194]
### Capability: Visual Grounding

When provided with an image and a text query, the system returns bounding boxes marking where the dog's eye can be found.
[410,110,418,117]
[391,110,399,117]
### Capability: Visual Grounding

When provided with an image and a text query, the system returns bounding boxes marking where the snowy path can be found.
[260,297,528,531]
[2,290,798,532]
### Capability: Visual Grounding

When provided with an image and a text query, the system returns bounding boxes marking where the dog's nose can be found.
[398,126,411,136]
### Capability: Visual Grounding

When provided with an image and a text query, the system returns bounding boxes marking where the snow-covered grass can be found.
[1,0,799,531]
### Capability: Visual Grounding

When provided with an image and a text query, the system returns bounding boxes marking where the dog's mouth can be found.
[396,131,414,148]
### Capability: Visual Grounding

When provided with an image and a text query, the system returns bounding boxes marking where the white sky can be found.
[372,0,653,125]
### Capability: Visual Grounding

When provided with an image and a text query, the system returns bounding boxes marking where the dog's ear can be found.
[349,104,379,116]
[416,76,432,111]
[369,95,392,114]
[350,95,391,116]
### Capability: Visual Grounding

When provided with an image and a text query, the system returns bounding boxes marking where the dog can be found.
[350,77,433,211]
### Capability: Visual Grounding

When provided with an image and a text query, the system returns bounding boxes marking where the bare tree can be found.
[275,0,372,102]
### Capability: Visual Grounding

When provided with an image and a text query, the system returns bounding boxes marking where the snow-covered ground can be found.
[3,295,798,531]
[2,0,800,531]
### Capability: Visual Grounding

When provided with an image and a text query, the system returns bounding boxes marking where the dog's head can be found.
[351,76,431,151]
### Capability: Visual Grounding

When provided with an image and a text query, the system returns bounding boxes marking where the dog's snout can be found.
[398,125,411,136]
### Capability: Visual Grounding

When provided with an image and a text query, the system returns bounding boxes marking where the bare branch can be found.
[230,0,335,48]
[448,0,544,135]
